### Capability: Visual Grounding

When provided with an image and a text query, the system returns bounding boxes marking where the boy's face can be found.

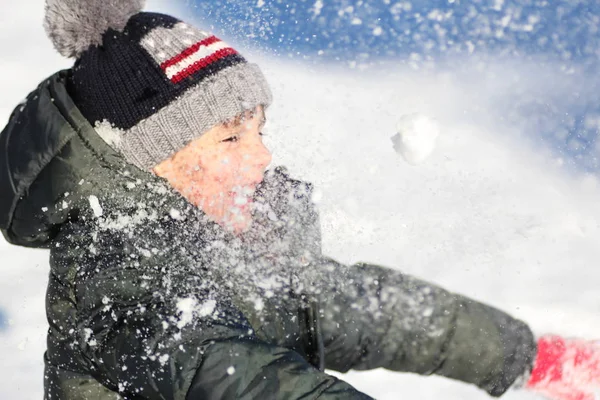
[153,106,271,234]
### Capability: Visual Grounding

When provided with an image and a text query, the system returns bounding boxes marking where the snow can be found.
[158,354,170,366]
[391,113,440,165]
[1,1,599,399]
[198,300,217,317]
[169,208,184,220]
[311,0,324,17]
[176,297,198,329]
[95,119,124,148]
[89,195,104,217]
[176,297,216,329]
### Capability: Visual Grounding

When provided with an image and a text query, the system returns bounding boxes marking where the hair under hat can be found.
[44,0,272,170]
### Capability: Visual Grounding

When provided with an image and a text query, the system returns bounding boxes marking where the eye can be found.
[259,132,266,136]
[222,135,239,143]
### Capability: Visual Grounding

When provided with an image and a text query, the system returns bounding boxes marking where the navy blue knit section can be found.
[66,12,247,130]
[125,12,179,42]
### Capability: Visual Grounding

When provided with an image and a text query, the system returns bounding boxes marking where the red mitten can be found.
[526,335,600,400]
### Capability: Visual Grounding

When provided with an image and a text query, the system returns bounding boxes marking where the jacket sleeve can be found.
[58,220,372,400]
[314,258,536,397]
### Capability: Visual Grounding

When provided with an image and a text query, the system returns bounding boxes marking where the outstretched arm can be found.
[314,258,536,397]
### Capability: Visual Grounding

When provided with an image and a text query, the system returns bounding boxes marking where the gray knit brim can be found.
[100,63,272,170]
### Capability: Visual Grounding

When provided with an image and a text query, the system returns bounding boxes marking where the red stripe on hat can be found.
[160,36,221,70]
[170,47,238,84]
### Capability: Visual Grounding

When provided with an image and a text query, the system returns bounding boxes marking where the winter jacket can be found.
[0,70,537,400]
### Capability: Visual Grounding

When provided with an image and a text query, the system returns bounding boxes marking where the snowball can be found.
[391,113,440,165]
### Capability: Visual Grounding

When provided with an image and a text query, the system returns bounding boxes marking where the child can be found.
[1,1,599,399]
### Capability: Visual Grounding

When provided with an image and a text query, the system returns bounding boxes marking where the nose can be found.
[243,136,272,183]
[255,140,272,171]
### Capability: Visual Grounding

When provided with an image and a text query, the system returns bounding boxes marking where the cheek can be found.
[212,152,244,181]
[198,151,241,193]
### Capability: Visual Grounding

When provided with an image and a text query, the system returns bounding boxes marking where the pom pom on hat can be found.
[44,0,145,58]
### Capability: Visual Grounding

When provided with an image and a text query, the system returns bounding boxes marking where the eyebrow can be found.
[224,111,266,132]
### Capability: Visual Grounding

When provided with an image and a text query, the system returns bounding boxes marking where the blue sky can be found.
[187,0,599,64]
[186,0,600,173]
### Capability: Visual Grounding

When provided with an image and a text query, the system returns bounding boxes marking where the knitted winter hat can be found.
[44,0,272,170]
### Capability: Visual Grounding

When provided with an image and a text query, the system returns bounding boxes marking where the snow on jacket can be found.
[0,71,536,399]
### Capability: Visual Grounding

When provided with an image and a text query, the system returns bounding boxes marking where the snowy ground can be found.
[1,1,599,399]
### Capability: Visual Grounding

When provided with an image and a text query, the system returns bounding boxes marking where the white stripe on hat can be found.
[164,41,233,79]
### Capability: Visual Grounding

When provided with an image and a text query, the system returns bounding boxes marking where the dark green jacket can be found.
[0,71,536,400]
